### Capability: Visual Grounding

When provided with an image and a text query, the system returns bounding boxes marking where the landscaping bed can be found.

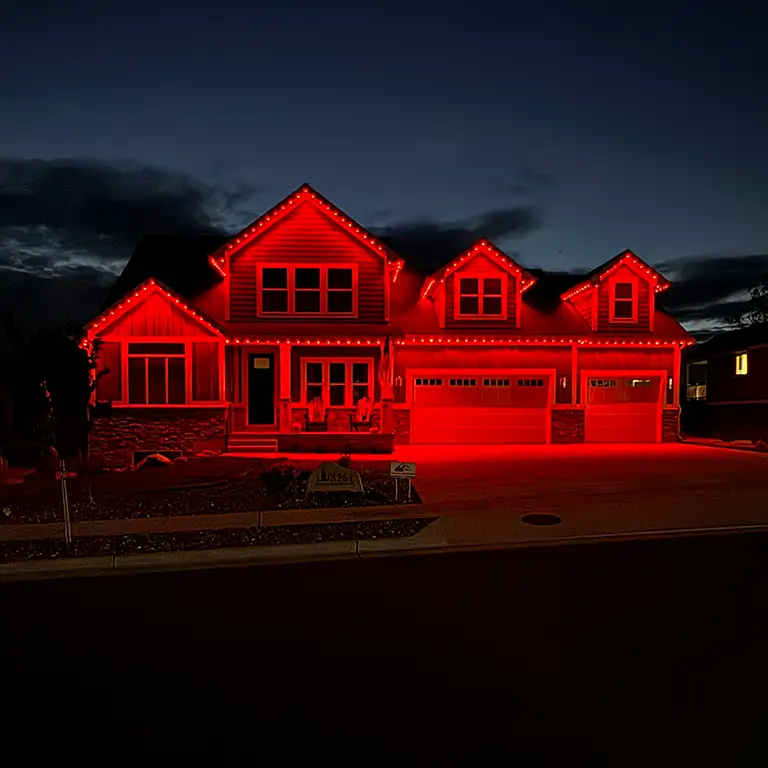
[0,518,435,563]
[0,457,421,525]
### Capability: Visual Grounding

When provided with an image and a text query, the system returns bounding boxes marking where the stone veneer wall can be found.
[393,408,411,444]
[551,408,585,443]
[662,408,680,442]
[89,408,227,467]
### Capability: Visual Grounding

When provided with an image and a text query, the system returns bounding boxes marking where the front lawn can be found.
[0,456,420,525]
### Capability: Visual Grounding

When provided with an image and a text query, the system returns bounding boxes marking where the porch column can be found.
[278,343,292,431]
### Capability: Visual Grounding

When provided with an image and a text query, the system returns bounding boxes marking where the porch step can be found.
[227,434,279,453]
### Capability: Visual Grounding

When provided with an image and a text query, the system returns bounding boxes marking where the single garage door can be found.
[410,374,551,444]
[585,376,662,443]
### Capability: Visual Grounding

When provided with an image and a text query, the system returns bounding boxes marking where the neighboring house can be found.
[682,324,768,441]
[84,184,693,466]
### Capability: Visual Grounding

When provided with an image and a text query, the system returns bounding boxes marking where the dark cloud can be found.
[0,158,266,329]
[0,265,115,332]
[375,205,539,270]
[0,158,262,262]
[654,253,768,325]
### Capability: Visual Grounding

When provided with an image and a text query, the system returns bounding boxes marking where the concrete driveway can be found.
[390,443,768,540]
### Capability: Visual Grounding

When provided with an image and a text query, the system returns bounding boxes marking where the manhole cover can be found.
[521,513,562,527]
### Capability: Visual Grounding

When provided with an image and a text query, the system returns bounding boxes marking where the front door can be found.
[247,353,276,426]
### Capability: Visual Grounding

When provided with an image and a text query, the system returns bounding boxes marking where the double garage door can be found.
[411,374,551,444]
[410,372,664,444]
[585,376,662,443]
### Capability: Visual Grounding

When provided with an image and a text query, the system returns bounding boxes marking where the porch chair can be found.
[304,396,328,432]
[350,396,374,432]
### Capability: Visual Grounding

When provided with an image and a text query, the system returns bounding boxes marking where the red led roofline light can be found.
[216,186,389,261]
[209,255,227,278]
[396,337,693,347]
[563,251,669,301]
[389,259,404,283]
[86,280,224,337]
[224,338,384,346]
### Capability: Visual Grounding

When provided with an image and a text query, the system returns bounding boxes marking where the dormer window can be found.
[610,281,637,321]
[456,276,505,319]
[258,265,356,316]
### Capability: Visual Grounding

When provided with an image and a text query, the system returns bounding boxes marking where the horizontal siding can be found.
[229,203,386,322]
[596,274,651,332]
[444,256,517,330]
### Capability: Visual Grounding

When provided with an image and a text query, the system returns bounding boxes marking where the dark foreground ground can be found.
[2,534,767,758]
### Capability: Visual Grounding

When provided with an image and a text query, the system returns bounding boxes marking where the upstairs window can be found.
[456,276,505,318]
[610,281,636,321]
[259,265,356,316]
[735,352,748,376]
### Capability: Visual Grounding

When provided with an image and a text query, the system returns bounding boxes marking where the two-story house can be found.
[682,324,768,442]
[85,185,693,466]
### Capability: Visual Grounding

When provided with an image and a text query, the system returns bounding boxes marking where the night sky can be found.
[1,0,767,334]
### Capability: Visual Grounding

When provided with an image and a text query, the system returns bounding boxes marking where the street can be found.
[2,532,767,757]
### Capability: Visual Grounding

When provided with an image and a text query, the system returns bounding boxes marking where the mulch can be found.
[0,518,436,563]
[0,457,420,525]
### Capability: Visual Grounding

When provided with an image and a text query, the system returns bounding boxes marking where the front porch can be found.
[224,339,396,453]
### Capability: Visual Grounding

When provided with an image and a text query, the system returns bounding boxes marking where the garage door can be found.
[410,374,550,444]
[585,376,661,443]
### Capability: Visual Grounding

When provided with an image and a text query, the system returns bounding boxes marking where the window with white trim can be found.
[304,359,372,407]
[456,276,505,318]
[735,352,748,376]
[611,281,636,321]
[127,343,186,404]
[259,266,355,316]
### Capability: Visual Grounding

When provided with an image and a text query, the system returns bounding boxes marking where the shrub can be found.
[260,464,299,495]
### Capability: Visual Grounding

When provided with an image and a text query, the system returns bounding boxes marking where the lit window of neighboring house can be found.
[611,281,636,321]
[735,352,748,376]
[456,276,505,318]
[259,265,356,315]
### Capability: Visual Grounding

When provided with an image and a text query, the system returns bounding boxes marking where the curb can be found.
[0,540,359,583]
[3,519,768,584]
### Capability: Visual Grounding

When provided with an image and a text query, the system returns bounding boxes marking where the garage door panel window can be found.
[303,359,372,407]
[457,276,505,319]
[449,378,477,387]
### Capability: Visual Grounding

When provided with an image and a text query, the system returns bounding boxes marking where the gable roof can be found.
[421,239,537,300]
[86,278,224,338]
[561,249,671,301]
[211,184,393,271]
[101,234,227,311]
